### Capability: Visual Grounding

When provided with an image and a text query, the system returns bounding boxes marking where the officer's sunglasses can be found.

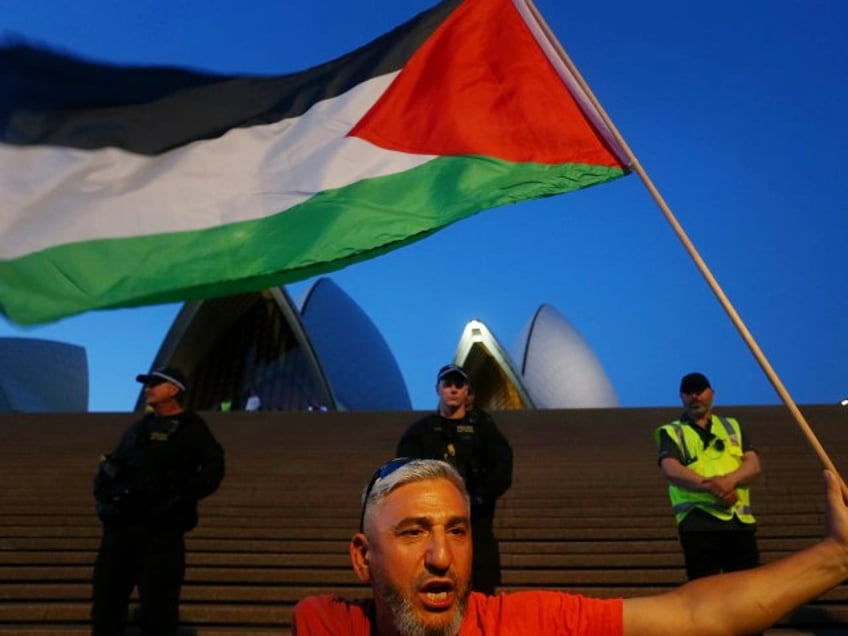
[440,377,467,389]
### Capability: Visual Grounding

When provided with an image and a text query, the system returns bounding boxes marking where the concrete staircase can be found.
[0,405,846,634]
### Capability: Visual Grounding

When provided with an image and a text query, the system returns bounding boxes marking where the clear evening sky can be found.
[2,1,845,412]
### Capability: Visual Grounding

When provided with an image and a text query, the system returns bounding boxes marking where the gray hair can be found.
[360,459,469,532]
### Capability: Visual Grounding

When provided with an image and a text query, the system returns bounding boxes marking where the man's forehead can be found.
[377,478,468,520]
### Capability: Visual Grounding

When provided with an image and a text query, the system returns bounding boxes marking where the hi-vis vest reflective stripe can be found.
[655,415,756,525]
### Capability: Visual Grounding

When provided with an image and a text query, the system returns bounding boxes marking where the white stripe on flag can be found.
[0,71,435,260]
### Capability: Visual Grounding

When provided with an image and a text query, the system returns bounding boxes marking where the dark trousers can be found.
[91,525,186,636]
[679,529,759,581]
[471,510,502,595]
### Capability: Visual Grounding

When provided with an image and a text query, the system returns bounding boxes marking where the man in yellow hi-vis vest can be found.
[655,372,762,581]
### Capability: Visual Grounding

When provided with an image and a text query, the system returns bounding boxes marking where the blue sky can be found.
[2,1,846,413]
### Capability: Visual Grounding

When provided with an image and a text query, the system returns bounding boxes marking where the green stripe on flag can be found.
[0,156,625,324]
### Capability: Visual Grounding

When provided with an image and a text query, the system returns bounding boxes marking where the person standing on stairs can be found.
[654,371,761,581]
[396,364,513,595]
[91,367,225,636]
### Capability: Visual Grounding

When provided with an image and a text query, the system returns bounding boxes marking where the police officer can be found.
[654,372,761,580]
[396,364,513,594]
[91,367,225,635]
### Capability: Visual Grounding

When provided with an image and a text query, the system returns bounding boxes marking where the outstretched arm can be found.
[623,470,848,636]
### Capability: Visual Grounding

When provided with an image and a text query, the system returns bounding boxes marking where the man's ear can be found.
[349,533,371,583]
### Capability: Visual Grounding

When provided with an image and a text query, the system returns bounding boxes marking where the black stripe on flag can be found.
[0,0,461,155]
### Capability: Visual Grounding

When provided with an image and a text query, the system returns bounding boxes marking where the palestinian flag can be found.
[0,0,630,325]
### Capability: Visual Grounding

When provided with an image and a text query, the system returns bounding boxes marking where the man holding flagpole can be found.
[292,457,848,635]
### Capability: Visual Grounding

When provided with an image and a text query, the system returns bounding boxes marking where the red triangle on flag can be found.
[350,0,624,167]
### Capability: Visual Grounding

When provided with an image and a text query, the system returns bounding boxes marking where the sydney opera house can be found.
[134,277,617,412]
[0,278,616,413]
[0,337,88,412]
[460,305,617,410]
[136,278,413,412]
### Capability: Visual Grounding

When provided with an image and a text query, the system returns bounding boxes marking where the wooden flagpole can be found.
[524,0,847,495]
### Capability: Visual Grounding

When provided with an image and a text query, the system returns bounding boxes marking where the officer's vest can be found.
[654,415,756,525]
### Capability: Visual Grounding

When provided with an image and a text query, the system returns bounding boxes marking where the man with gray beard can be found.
[293,458,848,635]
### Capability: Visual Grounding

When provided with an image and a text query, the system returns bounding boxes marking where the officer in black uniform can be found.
[91,367,225,636]
[396,364,513,594]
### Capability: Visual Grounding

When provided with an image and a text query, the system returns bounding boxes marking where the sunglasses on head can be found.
[359,457,413,531]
